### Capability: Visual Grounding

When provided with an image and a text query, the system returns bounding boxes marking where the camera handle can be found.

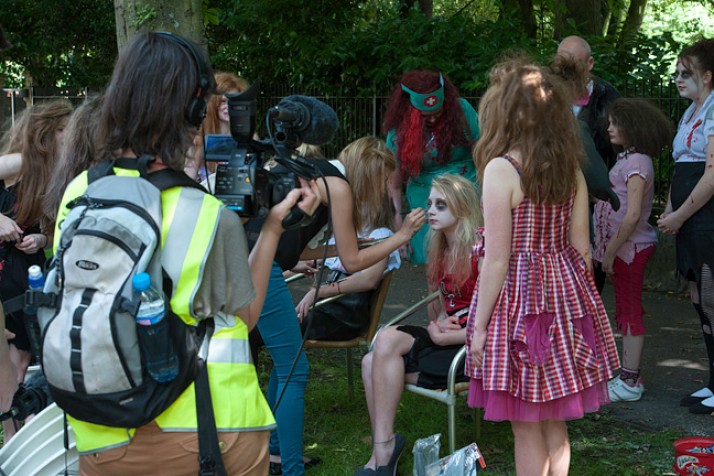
[274,151,319,230]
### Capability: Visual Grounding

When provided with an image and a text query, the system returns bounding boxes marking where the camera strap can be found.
[195,321,227,476]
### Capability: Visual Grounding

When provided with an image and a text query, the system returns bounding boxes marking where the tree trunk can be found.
[502,0,536,39]
[113,0,205,53]
[554,0,605,38]
[419,0,433,18]
[618,0,647,46]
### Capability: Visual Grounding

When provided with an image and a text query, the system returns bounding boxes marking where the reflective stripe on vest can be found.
[154,314,275,432]
[160,187,222,323]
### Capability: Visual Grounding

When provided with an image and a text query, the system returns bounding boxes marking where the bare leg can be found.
[357,327,415,469]
[360,351,378,469]
[511,421,548,476]
[543,420,570,476]
[621,332,645,373]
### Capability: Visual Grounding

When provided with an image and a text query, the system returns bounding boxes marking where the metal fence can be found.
[0,77,689,207]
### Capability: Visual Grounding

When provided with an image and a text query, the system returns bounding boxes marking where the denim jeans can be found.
[257,262,310,476]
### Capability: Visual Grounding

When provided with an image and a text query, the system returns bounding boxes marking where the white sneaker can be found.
[608,377,644,402]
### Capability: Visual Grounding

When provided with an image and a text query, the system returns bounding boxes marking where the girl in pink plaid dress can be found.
[465,60,619,475]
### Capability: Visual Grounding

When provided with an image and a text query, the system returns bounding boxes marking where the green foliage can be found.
[589,31,685,87]
[0,0,116,88]
[207,0,541,96]
[135,3,158,28]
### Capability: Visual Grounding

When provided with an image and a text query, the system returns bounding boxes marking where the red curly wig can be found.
[383,70,471,178]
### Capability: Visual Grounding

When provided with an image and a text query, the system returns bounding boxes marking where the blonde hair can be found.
[337,136,396,233]
[426,174,482,288]
[474,60,584,205]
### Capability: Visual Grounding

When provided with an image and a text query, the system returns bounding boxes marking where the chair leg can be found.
[346,348,354,398]
[447,400,456,454]
[475,407,482,440]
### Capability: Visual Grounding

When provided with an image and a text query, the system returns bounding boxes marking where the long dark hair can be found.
[608,98,673,157]
[16,100,73,227]
[42,96,103,233]
[96,32,216,170]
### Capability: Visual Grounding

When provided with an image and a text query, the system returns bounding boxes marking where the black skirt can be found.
[397,325,466,390]
[671,162,714,282]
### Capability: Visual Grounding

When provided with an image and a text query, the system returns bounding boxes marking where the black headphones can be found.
[155,31,211,127]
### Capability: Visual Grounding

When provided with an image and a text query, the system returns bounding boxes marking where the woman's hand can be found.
[436,314,461,332]
[15,233,46,255]
[601,248,616,275]
[397,208,426,241]
[295,288,317,323]
[0,214,22,243]
[470,331,487,368]
[427,320,445,345]
[290,260,321,276]
[657,211,684,235]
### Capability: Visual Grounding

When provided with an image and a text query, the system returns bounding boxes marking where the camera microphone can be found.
[270,95,339,145]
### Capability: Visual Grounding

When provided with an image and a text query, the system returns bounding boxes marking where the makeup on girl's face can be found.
[674,61,701,100]
[427,188,457,231]
[607,116,627,147]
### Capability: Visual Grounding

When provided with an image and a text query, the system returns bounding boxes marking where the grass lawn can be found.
[257,347,685,476]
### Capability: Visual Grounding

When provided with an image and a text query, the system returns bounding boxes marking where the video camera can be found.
[204,79,338,224]
[0,373,52,423]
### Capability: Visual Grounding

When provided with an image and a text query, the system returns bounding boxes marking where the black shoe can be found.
[680,387,714,407]
[689,401,714,415]
[681,395,708,407]
[375,434,406,476]
[269,456,322,475]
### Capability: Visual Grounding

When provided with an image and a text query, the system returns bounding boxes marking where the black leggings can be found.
[694,264,714,390]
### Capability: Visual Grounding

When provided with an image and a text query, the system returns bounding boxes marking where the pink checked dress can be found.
[465,157,619,422]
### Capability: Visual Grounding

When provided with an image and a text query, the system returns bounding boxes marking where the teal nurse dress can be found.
[386,98,480,264]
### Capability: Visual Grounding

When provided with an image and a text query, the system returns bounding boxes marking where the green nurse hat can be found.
[401,73,445,112]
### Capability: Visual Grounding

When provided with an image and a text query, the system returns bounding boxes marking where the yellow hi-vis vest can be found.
[54,170,275,454]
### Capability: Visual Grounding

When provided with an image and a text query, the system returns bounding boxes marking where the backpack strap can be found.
[88,155,157,184]
[147,168,207,193]
[87,160,117,184]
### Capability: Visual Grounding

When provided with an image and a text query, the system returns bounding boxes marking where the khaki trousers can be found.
[79,422,269,476]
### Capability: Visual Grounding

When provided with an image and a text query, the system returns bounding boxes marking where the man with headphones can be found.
[50,31,319,476]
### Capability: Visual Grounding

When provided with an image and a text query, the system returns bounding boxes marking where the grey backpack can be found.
[37,159,206,427]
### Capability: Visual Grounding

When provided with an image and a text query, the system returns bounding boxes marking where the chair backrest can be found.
[305,269,394,348]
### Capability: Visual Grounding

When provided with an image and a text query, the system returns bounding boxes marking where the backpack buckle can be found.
[25,290,58,309]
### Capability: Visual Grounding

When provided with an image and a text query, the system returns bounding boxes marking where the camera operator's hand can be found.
[396,208,426,244]
[264,178,319,234]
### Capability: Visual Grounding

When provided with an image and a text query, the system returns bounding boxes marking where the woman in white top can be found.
[658,38,714,415]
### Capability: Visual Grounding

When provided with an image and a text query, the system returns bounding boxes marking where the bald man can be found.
[558,35,621,170]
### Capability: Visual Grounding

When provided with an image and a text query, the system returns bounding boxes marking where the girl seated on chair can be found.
[354,174,482,476]
[295,136,401,341]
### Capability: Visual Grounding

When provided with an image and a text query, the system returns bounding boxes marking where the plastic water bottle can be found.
[27,265,45,292]
[132,272,178,383]
[26,265,44,360]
